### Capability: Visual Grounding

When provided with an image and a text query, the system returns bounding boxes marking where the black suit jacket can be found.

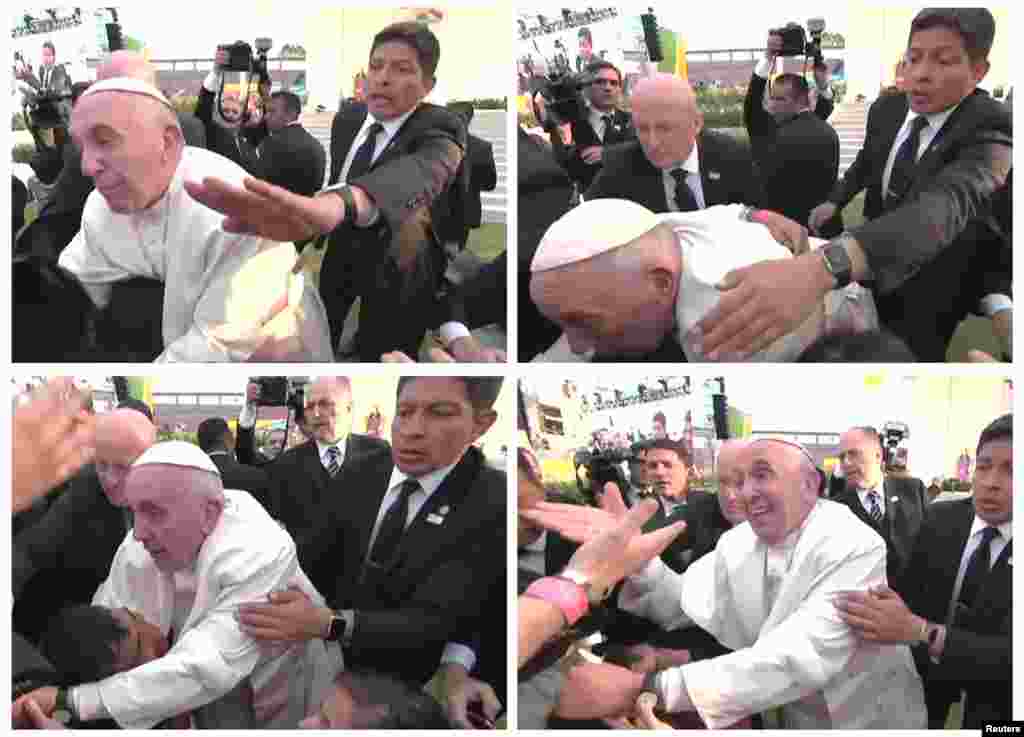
[832,476,929,591]
[586,130,762,212]
[828,89,1012,300]
[466,133,497,230]
[556,108,634,192]
[899,499,1011,727]
[321,102,466,357]
[263,433,390,544]
[13,467,127,643]
[208,452,272,513]
[241,122,326,197]
[299,445,506,685]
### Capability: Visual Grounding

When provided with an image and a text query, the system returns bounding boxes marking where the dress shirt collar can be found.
[316,438,346,468]
[902,99,960,142]
[366,106,417,151]
[587,102,616,133]
[856,484,884,508]
[968,513,1012,544]
[520,530,547,554]
[385,459,459,501]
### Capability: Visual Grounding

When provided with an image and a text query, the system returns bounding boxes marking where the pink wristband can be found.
[750,209,773,225]
[523,576,589,627]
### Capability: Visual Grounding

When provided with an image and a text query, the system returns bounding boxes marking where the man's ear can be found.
[201,497,224,535]
[971,59,991,86]
[471,410,498,444]
[648,267,676,302]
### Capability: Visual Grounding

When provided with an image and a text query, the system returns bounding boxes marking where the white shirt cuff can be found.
[238,402,257,429]
[202,70,221,93]
[440,642,478,673]
[754,58,773,78]
[980,293,1012,317]
[439,322,471,345]
[72,684,109,722]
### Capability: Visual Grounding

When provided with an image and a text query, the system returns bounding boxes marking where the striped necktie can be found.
[866,490,883,522]
[325,446,340,477]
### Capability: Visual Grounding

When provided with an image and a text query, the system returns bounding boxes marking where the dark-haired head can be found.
[798,330,917,362]
[300,669,451,728]
[585,60,622,84]
[909,8,995,63]
[396,376,502,412]
[371,22,440,80]
[197,416,232,453]
[977,413,1011,455]
[39,606,127,685]
[646,437,691,466]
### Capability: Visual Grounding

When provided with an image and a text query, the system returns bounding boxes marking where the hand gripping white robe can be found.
[91,489,341,729]
[620,500,926,729]
[58,146,332,362]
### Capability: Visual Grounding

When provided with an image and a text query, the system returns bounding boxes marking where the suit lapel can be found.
[696,135,719,208]
[872,95,910,192]
[911,91,981,186]
[331,108,368,184]
[393,447,483,563]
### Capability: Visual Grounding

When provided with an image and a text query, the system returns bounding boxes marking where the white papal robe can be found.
[86,489,341,729]
[58,146,332,362]
[620,499,927,729]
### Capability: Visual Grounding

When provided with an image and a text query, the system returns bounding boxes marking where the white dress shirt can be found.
[856,486,886,517]
[339,108,416,184]
[364,462,459,559]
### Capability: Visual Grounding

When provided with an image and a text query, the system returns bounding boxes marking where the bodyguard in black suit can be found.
[320,23,467,359]
[808,9,1012,360]
[438,103,497,250]
[696,8,1012,363]
[834,426,929,590]
[744,71,842,236]
[239,91,326,198]
[196,416,272,513]
[587,74,761,212]
[236,377,506,687]
[235,377,387,543]
[837,414,1012,728]
[549,61,634,193]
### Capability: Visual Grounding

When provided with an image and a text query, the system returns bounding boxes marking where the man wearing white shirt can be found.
[529,198,875,362]
[536,438,926,729]
[58,56,331,362]
[12,441,339,729]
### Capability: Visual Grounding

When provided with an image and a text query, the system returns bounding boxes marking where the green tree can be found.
[124,36,144,51]
[656,29,676,74]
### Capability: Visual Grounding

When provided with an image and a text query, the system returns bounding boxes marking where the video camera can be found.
[215,37,273,123]
[573,442,651,504]
[770,17,826,67]
[250,376,306,421]
[881,421,909,468]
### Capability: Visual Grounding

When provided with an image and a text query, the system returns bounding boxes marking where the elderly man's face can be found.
[392,378,495,476]
[71,93,176,213]
[94,411,155,505]
[739,442,813,545]
[646,448,688,499]
[366,40,433,121]
[631,93,702,170]
[973,437,1012,525]
[716,443,748,526]
[304,379,353,445]
[531,264,673,357]
[125,465,221,572]
[221,95,242,122]
[838,429,883,491]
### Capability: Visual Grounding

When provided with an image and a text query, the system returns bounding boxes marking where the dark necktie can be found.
[884,115,929,209]
[601,114,615,144]
[41,67,49,89]
[367,479,420,568]
[670,168,699,212]
[865,490,883,523]
[324,446,340,477]
[957,526,1000,611]
[347,122,384,180]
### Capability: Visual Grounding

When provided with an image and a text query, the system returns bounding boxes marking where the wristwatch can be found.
[333,185,358,228]
[53,687,75,725]
[560,568,611,605]
[641,670,667,711]
[325,611,347,642]
[821,234,853,289]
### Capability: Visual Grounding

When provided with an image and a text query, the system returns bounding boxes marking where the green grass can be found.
[466,222,506,262]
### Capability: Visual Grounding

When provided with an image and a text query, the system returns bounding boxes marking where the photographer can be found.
[196,45,264,168]
[545,61,634,193]
[743,30,842,236]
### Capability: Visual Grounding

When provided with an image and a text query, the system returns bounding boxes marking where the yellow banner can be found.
[675,33,688,81]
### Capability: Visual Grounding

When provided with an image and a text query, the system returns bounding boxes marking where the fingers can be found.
[381,351,415,363]
[23,698,56,729]
[634,692,669,729]
[600,482,628,516]
[475,683,503,719]
[619,498,661,537]
[967,349,998,363]
[426,347,457,363]
[643,520,688,558]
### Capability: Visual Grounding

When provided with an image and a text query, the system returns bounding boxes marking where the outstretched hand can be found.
[184,177,345,244]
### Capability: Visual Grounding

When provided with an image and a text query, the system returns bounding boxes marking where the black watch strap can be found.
[326,611,346,642]
[53,687,75,725]
[334,186,357,229]
[822,237,853,289]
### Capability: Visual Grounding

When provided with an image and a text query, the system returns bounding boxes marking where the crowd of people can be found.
[13,21,504,363]
[12,376,508,729]
[518,413,1012,729]
[520,8,1011,363]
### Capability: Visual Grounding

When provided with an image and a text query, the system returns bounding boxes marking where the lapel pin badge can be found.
[708,170,721,180]
[426,513,445,525]
[890,496,899,503]
[438,505,450,516]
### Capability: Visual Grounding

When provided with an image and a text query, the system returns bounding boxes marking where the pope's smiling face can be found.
[740,442,816,545]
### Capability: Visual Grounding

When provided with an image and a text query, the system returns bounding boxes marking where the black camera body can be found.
[534,70,590,127]
[882,421,910,468]
[26,92,70,130]
[770,18,826,66]
[217,37,272,82]
[574,446,637,503]
[250,376,307,422]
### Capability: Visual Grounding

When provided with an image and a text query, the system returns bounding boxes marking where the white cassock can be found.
[88,489,341,729]
[58,146,333,362]
[620,500,926,729]
[532,204,877,362]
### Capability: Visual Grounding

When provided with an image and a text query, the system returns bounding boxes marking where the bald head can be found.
[630,74,703,170]
[305,377,354,445]
[716,439,749,525]
[94,409,157,505]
